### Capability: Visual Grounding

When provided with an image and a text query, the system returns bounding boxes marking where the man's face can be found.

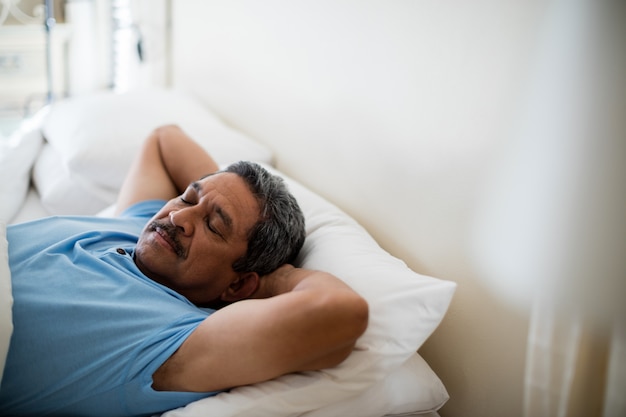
[134,172,261,305]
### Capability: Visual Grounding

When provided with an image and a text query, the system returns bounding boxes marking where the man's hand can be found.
[252,264,362,302]
[250,264,311,299]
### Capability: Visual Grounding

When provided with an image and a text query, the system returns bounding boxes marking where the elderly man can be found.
[0,125,368,417]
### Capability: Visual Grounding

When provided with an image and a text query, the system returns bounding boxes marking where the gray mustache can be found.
[149,220,186,258]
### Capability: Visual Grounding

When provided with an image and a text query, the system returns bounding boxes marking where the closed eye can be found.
[206,217,225,240]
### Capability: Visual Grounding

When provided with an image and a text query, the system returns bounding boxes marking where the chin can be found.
[134,243,167,283]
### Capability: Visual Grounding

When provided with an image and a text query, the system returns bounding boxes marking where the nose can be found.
[169,208,194,236]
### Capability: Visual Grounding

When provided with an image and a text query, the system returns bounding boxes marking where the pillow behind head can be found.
[285,166,456,374]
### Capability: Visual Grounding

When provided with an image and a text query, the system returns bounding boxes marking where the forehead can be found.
[195,172,247,194]
[194,172,260,231]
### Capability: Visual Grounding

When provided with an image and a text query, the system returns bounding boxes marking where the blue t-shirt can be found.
[0,201,221,417]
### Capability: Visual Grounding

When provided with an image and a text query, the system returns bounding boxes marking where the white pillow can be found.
[303,353,449,417]
[33,144,118,215]
[162,166,456,417]
[0,221,13,388]
[34,89,275,215]
[8,188,50,226]
[0,109,46,223]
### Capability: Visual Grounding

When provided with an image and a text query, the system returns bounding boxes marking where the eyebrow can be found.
[190,181,234,234]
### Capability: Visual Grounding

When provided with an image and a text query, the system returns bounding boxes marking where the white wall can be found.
[171,2,548,416]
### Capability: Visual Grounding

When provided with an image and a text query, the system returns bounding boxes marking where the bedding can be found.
[163,353,448,417]
[1,89,455,416]
[0,221,12,389]
[0,109,46,224]
[33,89,275,215]
[7,188,49,226]
[307,353,449,416]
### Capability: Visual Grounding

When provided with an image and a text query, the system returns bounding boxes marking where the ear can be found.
[220,272,260,303]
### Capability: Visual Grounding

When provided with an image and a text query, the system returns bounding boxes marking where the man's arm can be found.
[115,125,219,215]
[152,265,369,392]
[121,126,368,390]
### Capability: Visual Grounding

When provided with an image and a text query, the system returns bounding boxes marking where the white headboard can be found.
[170,2,547,415]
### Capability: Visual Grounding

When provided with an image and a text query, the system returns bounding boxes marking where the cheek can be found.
[150,204,176,223]
[186,247,238,283]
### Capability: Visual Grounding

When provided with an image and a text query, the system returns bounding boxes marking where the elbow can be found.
[327,295,369,368]
[350,294,369,341]
[333,292,369,352]
[329,290,369,342]
[297,293,369,372]
[156,123,182,131]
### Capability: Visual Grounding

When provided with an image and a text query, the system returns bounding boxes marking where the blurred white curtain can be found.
[472,0,625,416]
[112,0,169,92]
[65,0,100,95]
[63,0,169,95]
[524,301,616,417]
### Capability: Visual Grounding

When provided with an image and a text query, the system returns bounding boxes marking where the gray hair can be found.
[224,161,305,276]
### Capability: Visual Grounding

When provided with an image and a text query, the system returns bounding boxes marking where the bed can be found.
[13,2,619,416]
[0,89,456,416]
